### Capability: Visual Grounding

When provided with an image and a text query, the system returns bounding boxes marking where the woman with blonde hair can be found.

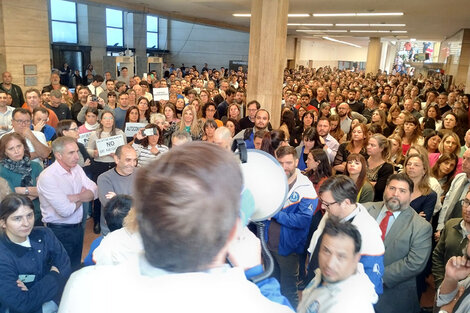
[388,134,404,171]
[366,134,394,201]
[428,131,462,173]
[404,153,437,222]
[328,114,345,144]
[386,104,402,135]
[169,105,203,143]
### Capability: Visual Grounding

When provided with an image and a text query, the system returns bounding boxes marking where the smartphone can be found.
[143,128,158,136]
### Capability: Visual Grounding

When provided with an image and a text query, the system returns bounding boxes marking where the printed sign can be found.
[125,122,147,137]
[77,132,91,146]
[153,87,169,101]
[96,135,125,157]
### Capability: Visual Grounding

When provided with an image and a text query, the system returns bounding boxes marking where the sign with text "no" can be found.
[96,135,125,157]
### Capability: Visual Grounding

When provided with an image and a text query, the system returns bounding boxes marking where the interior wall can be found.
[295,38,368,68]
[165,20,249,70]
[0,0,51,90]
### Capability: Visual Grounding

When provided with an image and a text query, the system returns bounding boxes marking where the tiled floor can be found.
[81,219,100,262]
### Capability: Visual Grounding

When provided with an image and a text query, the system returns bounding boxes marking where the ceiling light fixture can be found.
[370,24,406,27]
[288,23,334,26]
[288,14,310,17]
[391,30,408,33]
[350,30,391,33]
[313,12,404,17]
[233,13,251,17]
[335,24,369,27]
[335,23,406,27]
[323,36,361,48]
[296,30,348,33]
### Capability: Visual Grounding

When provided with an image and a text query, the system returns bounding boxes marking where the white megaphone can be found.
[232,139,288,224]
[232,139,289,283]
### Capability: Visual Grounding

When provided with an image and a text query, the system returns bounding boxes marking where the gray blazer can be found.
[364,201,432,313]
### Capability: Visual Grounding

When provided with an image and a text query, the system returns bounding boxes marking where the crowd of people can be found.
[0,63,469,312]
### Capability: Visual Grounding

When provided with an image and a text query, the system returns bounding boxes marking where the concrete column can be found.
[0,0,51,90]
[247,0,289,129]
[365,37,382,74]
[456,29,470,89]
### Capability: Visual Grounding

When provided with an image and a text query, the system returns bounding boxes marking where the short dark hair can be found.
[0,193,34,222]
[323,218,362,254]
[226,87,237,96]
[56,119,76,137]
[104,195,133,232]
[275,145,297,160]
[33,107,49,117]
[134,142,242,272]
[386,173,414,193]
[247,100,261,110]
[12,108,32,119]
[319,175,358,204]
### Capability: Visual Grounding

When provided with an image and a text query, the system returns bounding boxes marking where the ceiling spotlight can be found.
[323,36,361,48]
[288,14,310,17]
[313,12,404,17]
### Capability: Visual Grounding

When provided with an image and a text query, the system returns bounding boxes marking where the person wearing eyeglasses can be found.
[0,108,51,164]
[433,188,470,289]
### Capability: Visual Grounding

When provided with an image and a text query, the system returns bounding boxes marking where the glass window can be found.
[106,8,123,28]
[146,15,159,49]
[106,8,123,47]
[147,33,158,49]
[49,0,77,43]
[147,16,158,32]
[50,0,76,22]
[51,21,78,43]
[107,28,123,47]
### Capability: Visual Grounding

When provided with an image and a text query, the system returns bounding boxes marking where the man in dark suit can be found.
[364,173,432,313]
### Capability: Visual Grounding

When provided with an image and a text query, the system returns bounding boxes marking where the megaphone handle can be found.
[249,222,274,284]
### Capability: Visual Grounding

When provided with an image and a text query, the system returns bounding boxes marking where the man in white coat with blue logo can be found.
[266,145,318,308]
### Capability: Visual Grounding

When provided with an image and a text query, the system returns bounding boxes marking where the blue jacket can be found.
[0,227,71,313]
[266,169,318,256]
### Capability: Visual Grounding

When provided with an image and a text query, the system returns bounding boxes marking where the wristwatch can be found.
[24,187,30,195]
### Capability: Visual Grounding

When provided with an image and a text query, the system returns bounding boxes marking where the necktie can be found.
[379,211,393,241]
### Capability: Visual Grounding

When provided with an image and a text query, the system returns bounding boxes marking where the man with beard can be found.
[305,175,384,295]
[234,109,270,149]
[347,89,364,114]
[336,102,352,134]
[266,146,317,308]
[364,173,432,313]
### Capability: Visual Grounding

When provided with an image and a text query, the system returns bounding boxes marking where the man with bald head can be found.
[214,126,232,150]
[0,71,24,108]
[97,144,137,235]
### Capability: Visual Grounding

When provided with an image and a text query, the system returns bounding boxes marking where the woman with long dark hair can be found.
[302,148,332,193]
[296,127,325,171]
[260,130,288,157]
[333,123,369,174]
[344,153,374,203]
